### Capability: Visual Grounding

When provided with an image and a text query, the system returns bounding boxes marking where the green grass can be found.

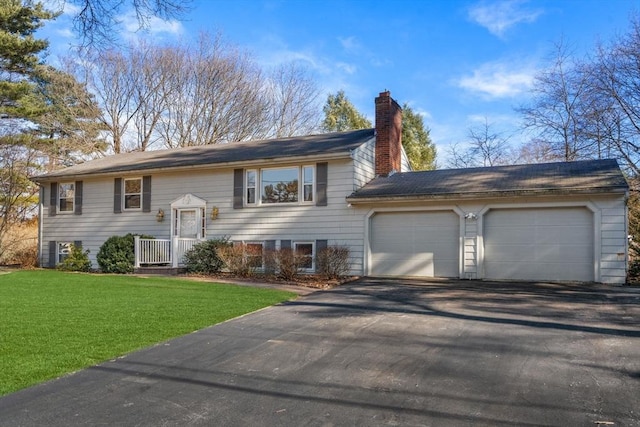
[0,270,296,396]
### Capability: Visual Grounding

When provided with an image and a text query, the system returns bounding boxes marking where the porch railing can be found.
[134,236,203,268]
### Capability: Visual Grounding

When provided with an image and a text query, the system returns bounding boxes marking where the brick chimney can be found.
[375,91,402,177]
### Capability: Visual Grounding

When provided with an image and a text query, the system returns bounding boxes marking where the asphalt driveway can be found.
[1,278,639,426]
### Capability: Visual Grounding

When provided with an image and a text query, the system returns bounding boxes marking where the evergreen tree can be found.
[401,104,437,170]
[321,90,371,132]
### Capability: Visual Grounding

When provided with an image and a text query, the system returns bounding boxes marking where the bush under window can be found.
[183,238,229,274]
[97,233,153,274]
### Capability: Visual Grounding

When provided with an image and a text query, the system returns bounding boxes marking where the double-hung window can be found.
[58,183,75,213]
[246,170,257,204]
[123,178,142,210]
[294,241,314,271]
[57,242,73,263]
[245,242,264,269]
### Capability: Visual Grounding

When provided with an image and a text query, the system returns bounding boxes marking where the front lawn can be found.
[0,270,296,396]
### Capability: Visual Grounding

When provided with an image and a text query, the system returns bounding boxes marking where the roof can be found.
[32,129,375,181]
[347,159,628,201]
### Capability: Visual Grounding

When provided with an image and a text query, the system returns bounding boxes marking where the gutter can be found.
[30,151,352,183]
[346,186,630,204]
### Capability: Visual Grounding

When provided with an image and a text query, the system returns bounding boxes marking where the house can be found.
[32,91,629,284]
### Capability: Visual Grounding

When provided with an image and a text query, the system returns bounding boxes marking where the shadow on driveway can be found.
[0,278,638,426]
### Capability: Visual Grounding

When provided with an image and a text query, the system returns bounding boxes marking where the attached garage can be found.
[350,159,628,284]
[370,211,459,277]
[483,207,594,282]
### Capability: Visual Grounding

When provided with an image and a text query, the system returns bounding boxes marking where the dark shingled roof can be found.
[347,159,628,201]
[33,129,375,181]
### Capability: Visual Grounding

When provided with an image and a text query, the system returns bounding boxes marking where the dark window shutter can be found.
[49,241,57,268]
[316,162,328,206]
[74,240,82,249]
[280,240,291,250]
[233,169,244,209]
[315,239,328,255]
[114,178,122,213]
[74,181,83,215]
[49,182,58,216]
[264,240,276,273]
[264,240,276,251]
[142,176,152,212]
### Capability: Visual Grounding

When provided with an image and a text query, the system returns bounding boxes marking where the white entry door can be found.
[175,209,200,239]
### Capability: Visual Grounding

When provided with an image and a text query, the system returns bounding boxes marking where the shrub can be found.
[97,233,154,274]
[316,246,351,279]
[12,245,38,268]
[57,244,92,272]
[183,238,229,274]
[272,248,306,281]
[628,259,640,283]
[218,244,255,277]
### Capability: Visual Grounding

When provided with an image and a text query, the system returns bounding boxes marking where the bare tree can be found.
[517,39,595,161]
[85,48,140,153]
[589,17,640,175]
[47,0,191,49]
[156,33,270,147]
[447,118,514,168]
[266,62,321,137]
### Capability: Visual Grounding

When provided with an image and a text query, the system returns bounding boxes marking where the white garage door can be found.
[370,211,459,277]
[484,207,594,282]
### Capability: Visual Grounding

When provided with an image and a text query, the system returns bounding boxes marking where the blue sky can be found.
[40,0,640,163]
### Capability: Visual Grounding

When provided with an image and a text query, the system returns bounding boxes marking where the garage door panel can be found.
[484,208,594,282]
[371,211,459,278]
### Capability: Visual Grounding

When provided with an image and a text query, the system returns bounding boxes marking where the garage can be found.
[370,211,459,277]
[483,207,594,282]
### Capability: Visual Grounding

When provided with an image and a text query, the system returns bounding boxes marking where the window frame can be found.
[58,182,75,213]
[123,177,143,211]
[57,242,73,264]
[294,241,315,272]
[244,241,264,270]
[245,165,315,207]
[246,169,257,205]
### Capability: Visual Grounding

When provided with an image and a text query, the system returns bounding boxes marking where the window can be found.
[246,170,256,204]
[261,167,299,204]
[303,166,314,202]
[245,242,264,269]
[123,178,142,210]
[245,165,315,206]
[58,183,74,212]
[58,242,72,264]
[294,242,314,271]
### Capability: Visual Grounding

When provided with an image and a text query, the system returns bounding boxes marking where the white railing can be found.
[134,236,203,268]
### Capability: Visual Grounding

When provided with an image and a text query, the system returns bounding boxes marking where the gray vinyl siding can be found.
[351,137,376,190]
[40,158,367,275]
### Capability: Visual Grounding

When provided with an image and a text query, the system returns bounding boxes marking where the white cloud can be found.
[457,61,536,99]
[468,0,543,37]
[121,10,184,39]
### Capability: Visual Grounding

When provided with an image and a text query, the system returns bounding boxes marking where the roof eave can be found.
[346,186,629,203]
[31,151,353,183]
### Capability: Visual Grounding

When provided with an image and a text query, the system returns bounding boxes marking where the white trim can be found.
[245,165,316,207]
[294,241,315,272]
[122,177,142,211]
[58,182,75,214]
[244,241,265,270]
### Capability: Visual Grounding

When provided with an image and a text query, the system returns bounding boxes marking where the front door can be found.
[175,209,199,239]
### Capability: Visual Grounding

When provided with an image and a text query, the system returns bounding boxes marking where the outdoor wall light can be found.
[156,208,165,222]
[464,212,478,220]
[211,206,219,220]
